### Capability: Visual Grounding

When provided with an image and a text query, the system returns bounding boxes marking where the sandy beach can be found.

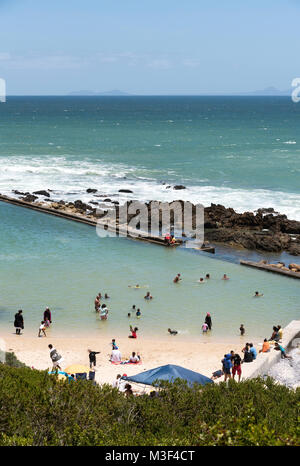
[1,331,262,387]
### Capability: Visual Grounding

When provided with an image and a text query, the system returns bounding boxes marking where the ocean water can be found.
[0,96,300,218]
[0,97,300,341]
[0,202,299,340]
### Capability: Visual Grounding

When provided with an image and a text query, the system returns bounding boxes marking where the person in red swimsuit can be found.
[129,325,138,338]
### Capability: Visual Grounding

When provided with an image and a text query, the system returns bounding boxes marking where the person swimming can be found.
[199,278,205,283]
[173,273,181,283]
[136,308,141,317]
[222,274,229,280]
[144,292,153,300]
[168,328,178,335]
[254,291,263,297]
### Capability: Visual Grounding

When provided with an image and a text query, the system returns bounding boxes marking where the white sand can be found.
[1,330,260,387]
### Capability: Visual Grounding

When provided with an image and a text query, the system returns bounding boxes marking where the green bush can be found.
[0,364,299,446]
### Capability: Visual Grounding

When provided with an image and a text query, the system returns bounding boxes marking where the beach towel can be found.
[111,360,142,365]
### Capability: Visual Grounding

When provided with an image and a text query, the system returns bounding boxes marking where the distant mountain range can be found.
[68,89,131,96]
[67,87,292,96]
[240,86,291,96]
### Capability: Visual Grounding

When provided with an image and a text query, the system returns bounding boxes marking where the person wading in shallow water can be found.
[205,313,212,330]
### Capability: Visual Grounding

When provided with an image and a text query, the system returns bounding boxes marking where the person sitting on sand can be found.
[211,369,224,380]
[269,326,280,342]
[254,291,263,297]
[124,383,133,397]
[242,344,253,363]
[277,325,283,340]
[274,342,292,359]
[129,325,138,338]
[168,328,178,335]
[173,273,181,283]
[110,347,122,363]
[38,321,46,338]
[249,343,257,360]
[122,352,141,364]
[144,292,152,300]
[240,324,245,336]
[222,274,229,280]
[259,339,270,353]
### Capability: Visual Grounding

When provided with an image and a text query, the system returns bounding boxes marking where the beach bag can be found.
[50,350,61,362]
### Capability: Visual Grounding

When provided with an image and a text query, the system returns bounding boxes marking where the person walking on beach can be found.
[205,313,212,330]
[48,344,63,371]
[88,349,100,369]
[14,310,24,335]
[43,307,52,324]
[173,274,181,283]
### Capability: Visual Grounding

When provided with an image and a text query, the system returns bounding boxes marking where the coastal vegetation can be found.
[0,363,299,446]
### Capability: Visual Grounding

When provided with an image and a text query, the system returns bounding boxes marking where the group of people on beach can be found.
[212,322,292,382]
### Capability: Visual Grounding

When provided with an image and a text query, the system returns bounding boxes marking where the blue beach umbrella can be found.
[121,364,213,387]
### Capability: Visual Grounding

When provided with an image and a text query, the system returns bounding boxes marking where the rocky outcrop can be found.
[33,190,50,197]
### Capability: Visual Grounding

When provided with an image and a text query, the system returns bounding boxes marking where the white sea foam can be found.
[1,155,300,220]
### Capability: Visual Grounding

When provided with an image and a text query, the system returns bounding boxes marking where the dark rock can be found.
[12,190,25,195]
[33,190,50,197]
[103,198,112,202]
[173,185,186,190]
[86,188,98,193]
[118,189,133,193]
[21,194,38,203]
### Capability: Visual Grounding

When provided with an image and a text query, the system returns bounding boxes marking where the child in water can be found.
[129,325,138,338]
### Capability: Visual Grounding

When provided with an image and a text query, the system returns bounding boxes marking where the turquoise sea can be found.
[0,97,299,339]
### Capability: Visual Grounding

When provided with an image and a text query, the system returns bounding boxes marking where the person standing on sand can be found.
[88,349,100,369]
[205,313,212,330]
[222,353,232,381]
[14,310,24,335]
[232,352,242,382]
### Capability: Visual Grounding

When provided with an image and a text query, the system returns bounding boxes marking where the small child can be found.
[202,322,208,333]
[111,339,118,350]
[129,325,138,338]
[38,321,46,337]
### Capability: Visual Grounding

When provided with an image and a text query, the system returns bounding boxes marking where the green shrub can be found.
[0,365,299,446]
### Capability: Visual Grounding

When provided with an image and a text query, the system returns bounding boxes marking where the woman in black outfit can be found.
[14,310,24,335]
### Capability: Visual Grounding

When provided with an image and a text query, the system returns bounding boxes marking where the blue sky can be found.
[0,0,299,94]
